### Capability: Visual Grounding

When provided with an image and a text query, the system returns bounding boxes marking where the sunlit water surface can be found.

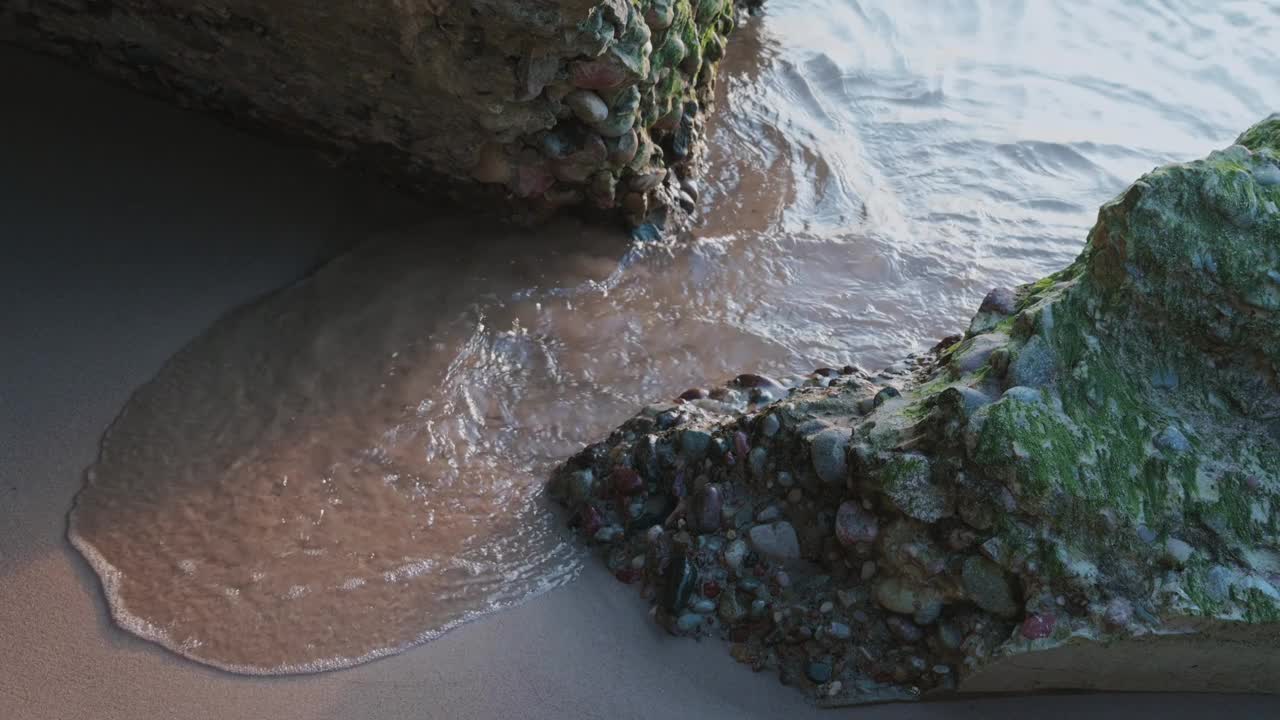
[71,0,1279,673]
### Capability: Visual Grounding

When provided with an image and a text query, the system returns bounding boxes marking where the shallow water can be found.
[70,0,1279,673]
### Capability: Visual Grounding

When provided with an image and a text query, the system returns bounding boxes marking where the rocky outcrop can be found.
[2,0,760,227]
[549,115,1280,703]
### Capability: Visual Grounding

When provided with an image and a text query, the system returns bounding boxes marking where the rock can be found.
[873,577,943,620]
[630,168,668,191]
[1020,613,1056,640]
[835,501,879,546]
[719,591,748,623]
[570,58,630,90]
[810,427,850,485]
[644,0,676,30]
[693,598,717,614]
[607,129,640,167]
[886,616,924,642]
[567,469,595,502]
[681,429,712,460]
[760,414,781,437]
[806,661,833,684]
[1008,335,1057,387]
[748,521,801,562]
[723,539,748,572]
[828,622,852,640]
[551,116,1280,702]
[950,333,1009,375]
[880,454,951,522]
[663,550,699,613]
[748,447,768,479]
[9,0,748,225]
[755,505,781,523]
[1155,425,1191,453]
[566,90,609,124]
[961,556,1020,618]
[677,612,704,633]
[1102,598,1133,629]
[694,483,724,533]
[1163,537,1195,567]
[612,467,644,496]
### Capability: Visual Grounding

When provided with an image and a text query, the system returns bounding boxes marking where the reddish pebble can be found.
[678,388,709,401]
[733,431,750,457]
[578,505,605,538]
[702,580,722,598]
[612,467,644,496]
[615,567,642,584]
[1021,613,1056,640]
[569,59,628,90]
[734,373,782,389]
[513,162,554,198]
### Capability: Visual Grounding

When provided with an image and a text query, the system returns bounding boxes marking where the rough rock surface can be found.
[549,115,1280,704]
[2,0,761,227]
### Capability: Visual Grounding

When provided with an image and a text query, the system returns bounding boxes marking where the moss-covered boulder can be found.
[2,0,759,228]
[549,115,1280,703]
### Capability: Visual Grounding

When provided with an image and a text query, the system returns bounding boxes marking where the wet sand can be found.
[2,46,1279,720]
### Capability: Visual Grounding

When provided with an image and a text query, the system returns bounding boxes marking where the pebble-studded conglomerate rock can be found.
[550,115,1280,704]
[2,0,762,228]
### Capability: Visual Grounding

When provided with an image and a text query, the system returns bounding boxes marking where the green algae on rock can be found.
[2,0,760,228]
[549,115,1280,703]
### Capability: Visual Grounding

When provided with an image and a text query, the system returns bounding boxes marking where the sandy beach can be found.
[2,46,1279,720]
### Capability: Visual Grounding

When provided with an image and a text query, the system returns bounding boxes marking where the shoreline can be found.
[2,45,1279,720]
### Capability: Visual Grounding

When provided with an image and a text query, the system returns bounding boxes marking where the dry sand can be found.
[2,46,1278,720]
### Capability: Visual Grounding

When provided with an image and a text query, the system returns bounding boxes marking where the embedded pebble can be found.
[760,414,781,437]
[829,622,852,640]
[1163,537,1195,567]
[835,501,879,546]
[1103,597,1133,628]
[748,521,801,562]
[756,505,781,523]
[1021,613,1056,640]
[719,591,747,622]
[677,612,703,632]
[568,469,595,502]
[1156,425,1191,453]
[748,447,768,479]
[693,599,717,614]
[961,556,1020,617]
[810,427,850,484]
[566,90,609,124]
[806,661,833,684]
[874,576,943,620]
[695,483,724,532]
[886,616,924,642]
[723,539,748,571]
